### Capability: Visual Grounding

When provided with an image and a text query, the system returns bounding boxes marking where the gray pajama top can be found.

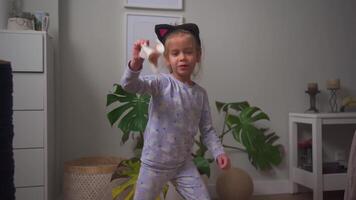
[121,66,225,168]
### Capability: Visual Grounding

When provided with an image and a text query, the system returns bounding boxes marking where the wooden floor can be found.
[251,191,344,200]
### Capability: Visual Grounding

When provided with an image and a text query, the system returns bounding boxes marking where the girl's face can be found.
[164,33,201,83]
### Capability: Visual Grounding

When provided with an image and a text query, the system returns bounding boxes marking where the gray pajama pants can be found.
[133,160,211,200]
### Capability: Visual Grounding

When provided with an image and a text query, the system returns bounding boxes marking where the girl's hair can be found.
[163,29,202,57]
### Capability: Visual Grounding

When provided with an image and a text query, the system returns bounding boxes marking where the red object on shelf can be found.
[298,139,312,149]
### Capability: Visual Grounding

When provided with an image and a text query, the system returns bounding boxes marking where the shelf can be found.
[323,173,347,191]
[289,112,356,200]
[289,112,356,119]
[292,167,347,191]
[0,29,46,34]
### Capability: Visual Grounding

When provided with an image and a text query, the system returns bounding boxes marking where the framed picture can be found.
[124,12,183,75]
[125,0,183,10]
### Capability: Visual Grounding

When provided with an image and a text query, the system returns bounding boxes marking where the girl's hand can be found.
[217,153,231,170]
[129,39,149,71]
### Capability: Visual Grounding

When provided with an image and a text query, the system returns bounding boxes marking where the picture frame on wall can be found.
[125,0,183,10]
[124,12,183,75]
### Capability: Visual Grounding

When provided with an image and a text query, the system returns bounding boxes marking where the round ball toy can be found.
[216,167,253,200]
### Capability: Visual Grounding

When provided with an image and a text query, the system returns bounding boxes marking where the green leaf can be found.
[195,136,208,157]
[111,158,140,199]
[226,114,241,127]
[111,158,169,200]
[124,188,134,200]
[215,101,227,112]
[228,101,250,112]
[162,184,169,199]
[193,156,211,177]
[215,101,250,113]
[121,131,130,144]
[265,132,279,144]
[107,103,133,126]
[107,94,120,106]
[106,84,150,144]
[113,84,136,98]
[112,179,134,199]
[240,107,259,122]
[250,111,270,122]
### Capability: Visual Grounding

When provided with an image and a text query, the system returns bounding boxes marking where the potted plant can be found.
[106,84,283,199]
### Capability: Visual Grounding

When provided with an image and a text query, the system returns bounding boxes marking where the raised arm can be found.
[120,39,160,95]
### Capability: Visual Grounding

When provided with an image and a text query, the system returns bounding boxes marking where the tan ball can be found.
[216,167,253,200]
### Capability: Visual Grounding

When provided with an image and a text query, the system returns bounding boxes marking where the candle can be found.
[307,82,318,92]
[326,79,340,90]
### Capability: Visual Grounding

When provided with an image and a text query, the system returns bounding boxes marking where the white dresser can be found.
[0,30,54,200]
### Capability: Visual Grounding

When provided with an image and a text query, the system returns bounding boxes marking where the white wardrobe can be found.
[0,30,54,200]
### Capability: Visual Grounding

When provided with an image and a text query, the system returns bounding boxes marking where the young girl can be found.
[121,23,230,200]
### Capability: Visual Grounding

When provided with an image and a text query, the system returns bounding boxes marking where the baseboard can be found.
[59,180,291,199]
[252,179,290,195]
[208,179,290,198]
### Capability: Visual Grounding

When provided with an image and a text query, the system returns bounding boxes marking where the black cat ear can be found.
[176,23,201,46]
[154,23,201,47]
[176,23,200,36]
[155,24,175,44]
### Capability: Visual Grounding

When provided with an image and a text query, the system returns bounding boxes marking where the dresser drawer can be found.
[16,187,44,200]
[13,111,44,148]
[13,73,44,110]
[0,32,43,72]
[14,149,44,187]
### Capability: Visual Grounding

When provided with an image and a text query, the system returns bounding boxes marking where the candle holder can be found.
[305,89,320,113]
[328,88,339,112]
[326,79,340,113]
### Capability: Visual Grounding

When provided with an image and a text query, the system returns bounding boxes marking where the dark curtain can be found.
[0,61,15,200]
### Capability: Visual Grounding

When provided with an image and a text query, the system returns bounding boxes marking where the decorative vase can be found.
[216,167,253,200]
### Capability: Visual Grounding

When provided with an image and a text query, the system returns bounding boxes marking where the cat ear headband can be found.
[154,23,201,47]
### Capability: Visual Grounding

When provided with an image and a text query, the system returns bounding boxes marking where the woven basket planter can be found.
[63,156,122,200]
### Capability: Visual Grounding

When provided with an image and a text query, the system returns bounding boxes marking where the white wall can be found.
[57,0,356,196]
[0,0,10,29]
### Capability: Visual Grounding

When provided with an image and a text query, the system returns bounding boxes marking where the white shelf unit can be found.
[0,30,54,200]
[289,112,356,200]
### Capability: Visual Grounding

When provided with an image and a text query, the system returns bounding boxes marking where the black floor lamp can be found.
[0,60,15,200]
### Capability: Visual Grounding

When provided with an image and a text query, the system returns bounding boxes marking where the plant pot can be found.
[63,156,123,200]
[216,167,253,200]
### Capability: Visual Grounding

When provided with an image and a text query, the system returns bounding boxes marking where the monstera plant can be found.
[215,101,282,170]
[106,84,283,199]
[107,84,149,155]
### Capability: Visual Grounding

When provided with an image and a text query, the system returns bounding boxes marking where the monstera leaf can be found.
[107,84,150,144]
[217,102,282,170]
[111,158,168,200]
[192,136,214,177]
